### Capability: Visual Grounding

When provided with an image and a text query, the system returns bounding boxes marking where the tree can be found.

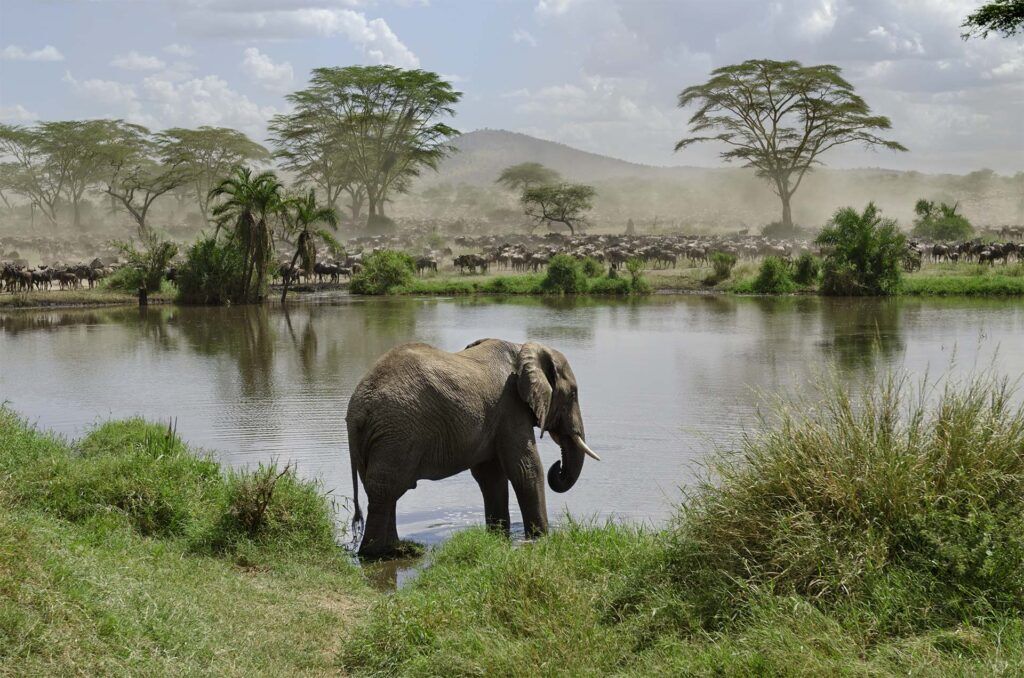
[0,124,66,226]
[269,107,364,223]
[496,162,560,192]
[962,0,1024,38]
[911,199,974,241]
[158,127,270,224]
[816,202,906,296]
[100,121,190,236]
[209,167,285,303]
[279,189,339,303]
[521,183,595,235]
[281,66,461,223]
[676,59,906,228]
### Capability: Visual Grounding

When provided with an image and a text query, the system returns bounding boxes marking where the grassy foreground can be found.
[0,410,368,675]
[343,375,1024,675]
[4,374,1024,675]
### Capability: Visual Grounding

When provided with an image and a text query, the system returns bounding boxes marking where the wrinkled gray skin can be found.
[346,338,596,559]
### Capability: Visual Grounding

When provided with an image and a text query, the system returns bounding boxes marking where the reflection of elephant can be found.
[347,338,600,558]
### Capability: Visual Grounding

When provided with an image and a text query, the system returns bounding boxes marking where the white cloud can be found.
[1,44,64,62]
[241,47,294,91]
[535,0,579,17]
[110,51,167,71]
[512,29,537,46]
[178,8,419,68]
[0,104,39,122]
[140,74,279,136]
[164,43,194,57]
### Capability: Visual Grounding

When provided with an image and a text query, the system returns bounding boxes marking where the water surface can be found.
[2,294,1021,544]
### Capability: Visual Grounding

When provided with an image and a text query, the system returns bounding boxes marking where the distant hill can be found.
[422,129,700,185]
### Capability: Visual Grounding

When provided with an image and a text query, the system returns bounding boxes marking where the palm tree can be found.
[280,189,339,302]
[209,167,284,302]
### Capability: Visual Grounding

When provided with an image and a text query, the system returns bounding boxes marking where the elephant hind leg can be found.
[359,499,399,559]
[471,459,510,534]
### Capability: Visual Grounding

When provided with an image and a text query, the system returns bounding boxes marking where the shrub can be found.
[752,256,796,293]
[624,257,652,294]
[580,256,604,278]
[762,221,804,239]
[541,254,588,294]
[110,234,178,293]
[793,252,821,286]
[349,250,415,295]
[705,251,738,285]
[365,214,397,235]
[816,203,906,296]
[176,236,248,305]
[911,199,973,241]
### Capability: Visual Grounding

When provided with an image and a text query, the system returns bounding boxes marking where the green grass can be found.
[901,273,1024,296]
[392,273,642,296]
[0,409,368,675]
[0,282,176,309]
[342,373,1024,675]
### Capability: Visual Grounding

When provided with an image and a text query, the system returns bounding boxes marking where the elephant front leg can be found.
[360,499,399,559]
[471,458,510,534]
[505,440,548,538]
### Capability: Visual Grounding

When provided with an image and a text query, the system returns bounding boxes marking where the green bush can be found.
[176,236,248,305]
[588,276,632,295]
[705,251,738,285]
[911,199,973,241]
[110,235,178,293]
[752,256,796,293]
[580,256,604,278]
[624,258,652,294]
[349,250,415,295]
[816,203,906,296]
[541,254,588,294]
[793,252,822,286]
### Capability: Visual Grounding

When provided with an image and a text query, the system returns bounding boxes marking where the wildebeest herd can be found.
[3,227,1022,295]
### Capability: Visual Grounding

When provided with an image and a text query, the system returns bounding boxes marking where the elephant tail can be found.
[348,424,365,537]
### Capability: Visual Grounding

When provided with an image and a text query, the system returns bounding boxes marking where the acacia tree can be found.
[962,0,1024,38]
[158,127,269,223]
[282,66,461,225]
[676,60,906,228]
[100,122,189,236]
[0,124,67,226]
[496,162,561,192]
[521,183,595,235]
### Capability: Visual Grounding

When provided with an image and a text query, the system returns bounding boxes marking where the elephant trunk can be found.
[547,433,596,494]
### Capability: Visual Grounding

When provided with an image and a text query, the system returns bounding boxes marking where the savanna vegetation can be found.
[7,371,1024,674]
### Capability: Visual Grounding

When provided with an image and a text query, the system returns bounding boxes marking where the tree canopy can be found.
[496,162,560,192]
[279,66,461,224]
[676,59,906,227]
[521,183,595,235]
[910,199,974,241]
[962,0,1024,38]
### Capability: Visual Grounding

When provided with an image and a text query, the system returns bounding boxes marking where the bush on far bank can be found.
[349,250,415,295]
[817,202,905,296]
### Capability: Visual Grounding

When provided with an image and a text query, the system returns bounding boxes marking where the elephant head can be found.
[516,342,600,494]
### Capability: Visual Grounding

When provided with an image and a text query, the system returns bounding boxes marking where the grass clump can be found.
[0,408,366,675]
[794,252,822,286]
[580,256,604,278]
[343,373,1024,675]
[705,251,738,285]
[901,274,1024,296]
[349,250,415,295]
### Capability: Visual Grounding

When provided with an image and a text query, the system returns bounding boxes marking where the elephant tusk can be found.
[574,435,601,461]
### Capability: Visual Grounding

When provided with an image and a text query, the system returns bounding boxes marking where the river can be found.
[2,294,1022,546]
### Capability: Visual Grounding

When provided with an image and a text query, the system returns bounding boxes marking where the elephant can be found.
[346,338,600,558]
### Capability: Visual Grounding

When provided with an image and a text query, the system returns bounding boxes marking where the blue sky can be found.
[1,0,1022,173]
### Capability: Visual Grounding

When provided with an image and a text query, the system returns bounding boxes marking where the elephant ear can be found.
[516,342,554,436]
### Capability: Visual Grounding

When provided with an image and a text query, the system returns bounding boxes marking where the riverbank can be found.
[4,372,1023,674]
[0,410,370,674]
[0,286,177,310]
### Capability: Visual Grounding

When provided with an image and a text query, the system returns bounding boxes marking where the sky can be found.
[0,0,1022,174]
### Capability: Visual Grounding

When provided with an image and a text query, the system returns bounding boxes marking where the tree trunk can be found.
[780,192,793,229]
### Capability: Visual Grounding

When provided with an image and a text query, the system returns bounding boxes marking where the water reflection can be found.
[2,294,1022,542]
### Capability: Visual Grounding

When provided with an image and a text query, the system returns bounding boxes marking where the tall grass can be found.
[343,373,1024,674]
